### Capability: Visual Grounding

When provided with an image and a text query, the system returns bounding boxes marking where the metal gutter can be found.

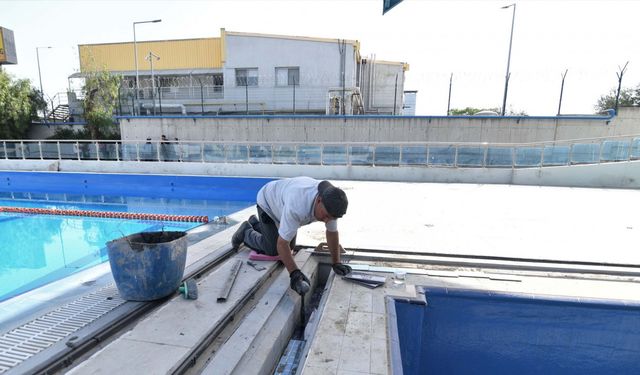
[329,247,640,278]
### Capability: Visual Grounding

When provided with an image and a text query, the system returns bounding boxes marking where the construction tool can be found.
[217,260,242,303]
[300,290,306,334]
[178,278,198,300]
[246,260,266,271]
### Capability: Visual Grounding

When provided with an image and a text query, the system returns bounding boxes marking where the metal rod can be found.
[501,3,516,116]
[447,73,453,116]
[557,69,568,116]
[217,259,243,303]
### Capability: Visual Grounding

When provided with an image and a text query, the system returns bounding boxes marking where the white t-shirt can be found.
[257,177,338,241]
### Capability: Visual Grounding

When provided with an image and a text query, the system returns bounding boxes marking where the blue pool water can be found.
[0,214,189,302]
[0,172,270,302]
[391,288,640,375]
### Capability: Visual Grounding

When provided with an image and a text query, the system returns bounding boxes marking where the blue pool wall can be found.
[0,171,272,201]
[0,172,272,302]
[389,287,640,375]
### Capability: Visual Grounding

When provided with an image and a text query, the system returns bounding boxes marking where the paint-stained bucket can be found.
[107,231,187,301]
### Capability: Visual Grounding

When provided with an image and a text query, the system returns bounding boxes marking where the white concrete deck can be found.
[298,182,640,265]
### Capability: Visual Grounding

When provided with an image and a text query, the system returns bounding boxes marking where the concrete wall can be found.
[2,159,638,189]
[119,107,640,143]
[223,34,357,113]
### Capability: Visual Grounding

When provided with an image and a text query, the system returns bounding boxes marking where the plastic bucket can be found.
[106,231,187,301]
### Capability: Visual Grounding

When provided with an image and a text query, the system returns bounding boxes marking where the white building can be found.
[71,29,409,117]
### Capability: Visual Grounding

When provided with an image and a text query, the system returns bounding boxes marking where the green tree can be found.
[595,87,638,113]
[449,107,527,116]
[47,126,92,140]
[82,69,121,139]
[0,70,46,139]
[450,107,496,115]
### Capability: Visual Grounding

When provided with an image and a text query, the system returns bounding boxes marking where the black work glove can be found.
[290,269,310,296]
[332,263,352,276]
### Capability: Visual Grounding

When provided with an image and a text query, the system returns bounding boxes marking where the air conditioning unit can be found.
[326,88,363,115]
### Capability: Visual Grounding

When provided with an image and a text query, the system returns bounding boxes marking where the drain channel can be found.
[0,284,125,374]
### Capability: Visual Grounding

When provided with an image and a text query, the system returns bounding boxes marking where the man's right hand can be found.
[290,269,310,296]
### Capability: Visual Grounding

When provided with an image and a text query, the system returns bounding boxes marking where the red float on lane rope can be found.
[0,206,208,223]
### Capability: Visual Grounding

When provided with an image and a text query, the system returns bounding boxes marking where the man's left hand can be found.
[332,263,352,276]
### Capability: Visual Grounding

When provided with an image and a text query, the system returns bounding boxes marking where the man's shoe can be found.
[248,215,259,229]
[231,221,252,250]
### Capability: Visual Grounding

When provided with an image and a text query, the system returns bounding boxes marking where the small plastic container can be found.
[393,270,407,284]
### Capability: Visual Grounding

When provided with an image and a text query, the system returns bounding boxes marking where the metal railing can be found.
[121,86,224,101]
[2,135,639,168]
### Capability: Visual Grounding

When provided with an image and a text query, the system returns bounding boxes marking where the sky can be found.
[2,0,639,116]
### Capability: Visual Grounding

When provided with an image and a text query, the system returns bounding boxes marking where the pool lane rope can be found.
[0,206,208,223]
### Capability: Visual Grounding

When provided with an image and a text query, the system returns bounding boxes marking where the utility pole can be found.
[557,69,568,116]
[145,51,160,115]
[133,19,162,115]
[500,3,516,116]
[447,73,453,116]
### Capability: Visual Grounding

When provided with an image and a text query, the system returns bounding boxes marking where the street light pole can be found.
[36,46,52,121]
[146,52,160,115]
[501,3,516,116]
[133,19,161,115]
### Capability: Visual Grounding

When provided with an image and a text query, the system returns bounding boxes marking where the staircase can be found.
[45,92,71,122]
[47,104,70,122]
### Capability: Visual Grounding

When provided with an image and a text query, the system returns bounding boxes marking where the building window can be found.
[276,67,299,86]
[236,68,258,86]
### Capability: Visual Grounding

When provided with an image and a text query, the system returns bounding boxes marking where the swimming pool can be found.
[0,171,270,302]
[389,287,640,374]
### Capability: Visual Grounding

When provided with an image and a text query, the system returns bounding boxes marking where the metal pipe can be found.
[217,260,243,303]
